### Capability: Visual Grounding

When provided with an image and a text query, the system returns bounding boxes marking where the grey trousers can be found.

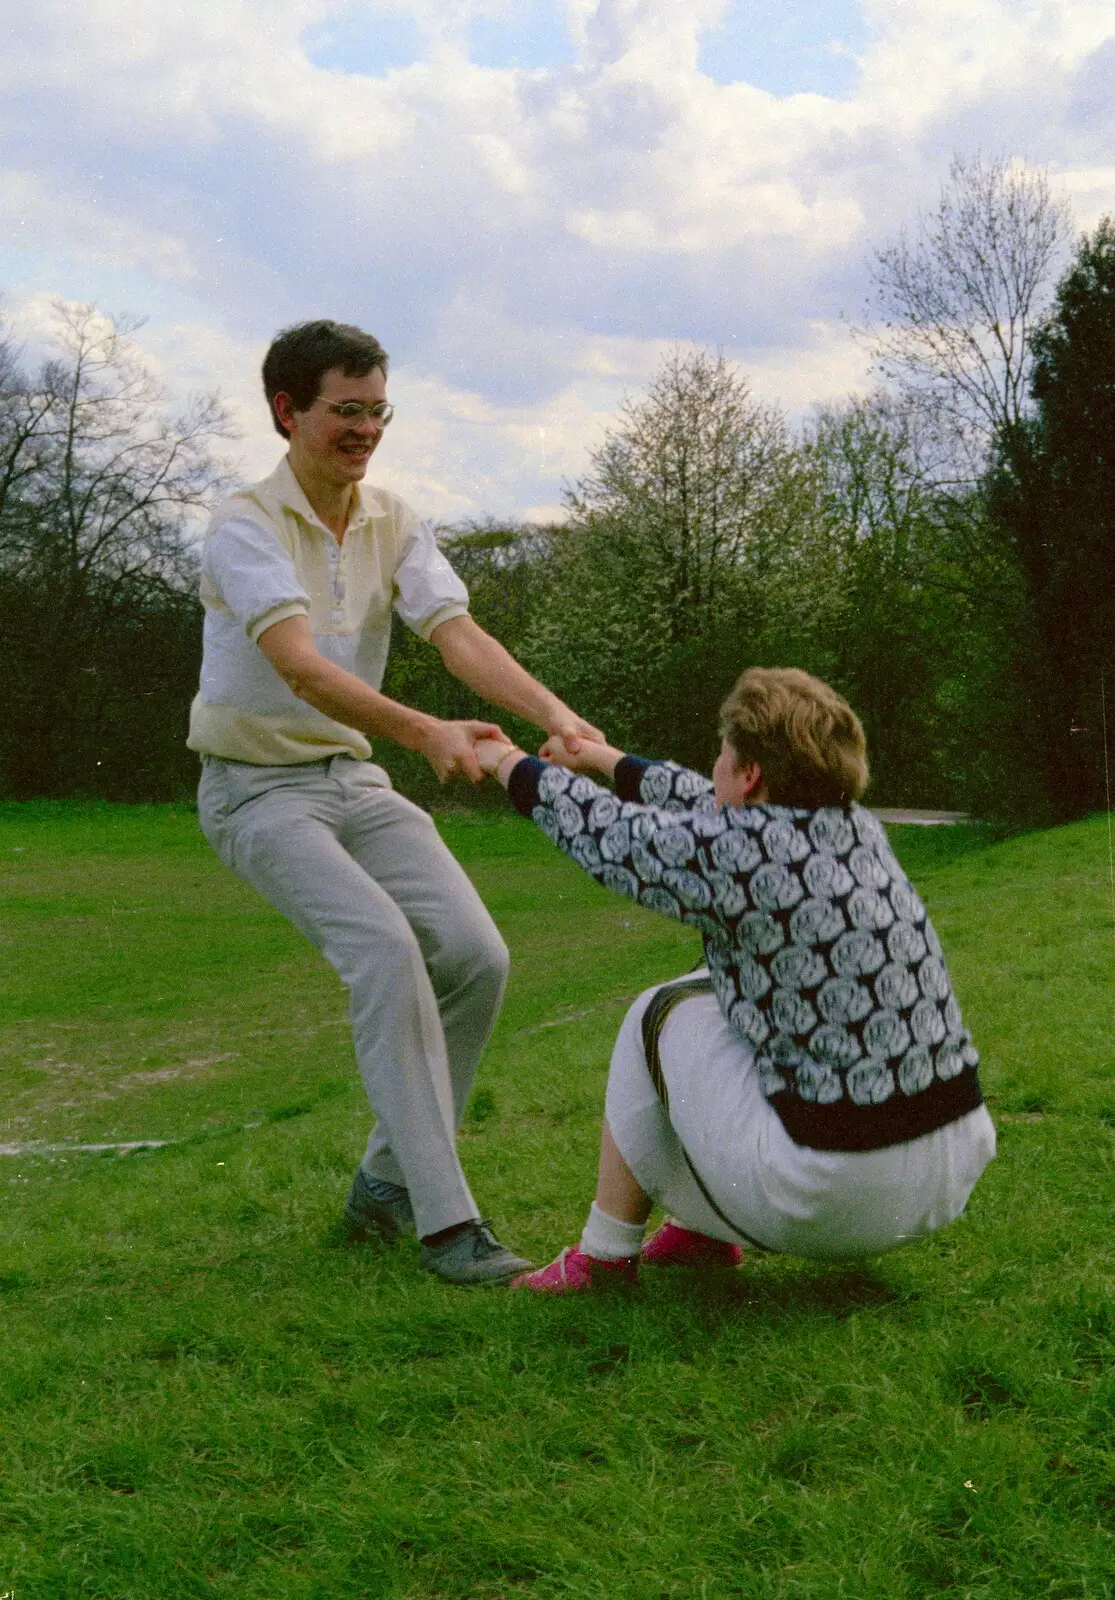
[197,754,509,1236]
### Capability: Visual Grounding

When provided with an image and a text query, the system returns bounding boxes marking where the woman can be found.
[475,666,995,1294]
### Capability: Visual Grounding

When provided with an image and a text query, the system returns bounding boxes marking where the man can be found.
[189,319,602,1285]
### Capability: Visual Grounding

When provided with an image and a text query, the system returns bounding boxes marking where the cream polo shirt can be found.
[187,456,469,766]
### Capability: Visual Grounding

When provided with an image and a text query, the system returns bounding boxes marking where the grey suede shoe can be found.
[344,1169,416,1239]
[420,1220,532,1286]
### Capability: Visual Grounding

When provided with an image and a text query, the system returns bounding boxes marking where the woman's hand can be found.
[539,734,626,778]
[543,709,606,753]
[474,737,522,782]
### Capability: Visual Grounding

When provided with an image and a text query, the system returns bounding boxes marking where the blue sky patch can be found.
[699,0,867,98]
[303,2,866,90]
[470,2,575,71]
[303,6,424,77]
[0,248,210,337]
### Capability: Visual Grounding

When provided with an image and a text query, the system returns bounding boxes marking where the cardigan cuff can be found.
[614,754,652,802]
[506,755,548,816]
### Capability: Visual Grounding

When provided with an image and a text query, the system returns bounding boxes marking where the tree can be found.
[854,156,1084,820]
[987,217,1115,817]
[802,396,948,800]
[0,301,233,798]
[866,155,1071,484]
[801,393,1038,816]
[524,349,826,767]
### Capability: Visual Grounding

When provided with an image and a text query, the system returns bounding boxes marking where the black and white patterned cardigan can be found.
[507,754,984,1153]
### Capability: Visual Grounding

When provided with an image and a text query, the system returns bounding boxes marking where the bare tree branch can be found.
[862,154,1071,483]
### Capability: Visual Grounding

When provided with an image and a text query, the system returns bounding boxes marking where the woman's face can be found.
[713,739,766,806]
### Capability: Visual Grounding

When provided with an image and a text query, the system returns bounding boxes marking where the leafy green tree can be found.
[803,394,1037,817]
[803,397,949,802]
[523,349,827,769]
[860,155,1078,821]
[988,218,1115,817]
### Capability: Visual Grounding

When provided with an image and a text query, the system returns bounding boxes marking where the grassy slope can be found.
[0,804,1112,1600]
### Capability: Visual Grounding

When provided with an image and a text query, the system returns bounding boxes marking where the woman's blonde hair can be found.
[719,667,869,807]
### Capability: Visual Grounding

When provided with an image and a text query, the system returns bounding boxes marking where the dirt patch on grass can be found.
[123,1055,238,1084]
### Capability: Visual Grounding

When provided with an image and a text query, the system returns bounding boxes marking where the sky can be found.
[2,0,1114,524]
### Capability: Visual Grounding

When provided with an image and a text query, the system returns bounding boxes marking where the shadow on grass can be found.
[487,1258,920,1372]
[652,1258,910,1316]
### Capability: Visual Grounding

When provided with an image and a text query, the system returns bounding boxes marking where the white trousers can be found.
[605,981,997,1258]
[197,755,509,1237]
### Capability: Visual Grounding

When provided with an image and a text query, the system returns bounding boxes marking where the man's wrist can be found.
[543,700,577,733]
[399,711,441,755]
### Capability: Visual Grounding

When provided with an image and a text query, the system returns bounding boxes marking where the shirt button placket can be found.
[327,540,344,625]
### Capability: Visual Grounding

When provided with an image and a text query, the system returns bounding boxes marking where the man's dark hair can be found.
[262,320,390,438]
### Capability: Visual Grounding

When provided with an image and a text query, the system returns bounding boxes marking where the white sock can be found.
[579,1202,645,1262]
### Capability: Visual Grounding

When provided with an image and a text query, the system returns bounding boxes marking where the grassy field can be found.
[0,800,1113,1600]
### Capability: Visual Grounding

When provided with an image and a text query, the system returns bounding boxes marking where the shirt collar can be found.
[267,455,377,535]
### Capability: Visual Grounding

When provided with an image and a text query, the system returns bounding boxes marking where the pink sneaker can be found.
[641,1220,743,1269]
[512,1246,638,1295]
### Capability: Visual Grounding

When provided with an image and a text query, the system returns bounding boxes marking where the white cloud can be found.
[97,304,624,522]
[369,360,625,520]
[573,0,729,78]
[0,171,199,284]
[1060,165,1115,232]
[3,0,1114,521]
[742,321,873,416]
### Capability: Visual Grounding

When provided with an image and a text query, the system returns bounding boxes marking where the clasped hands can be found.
[473,728,611,784]
[419,713,607,785]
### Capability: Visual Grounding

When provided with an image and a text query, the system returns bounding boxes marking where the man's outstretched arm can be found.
[257,614,503,782]
[430,615,604,751]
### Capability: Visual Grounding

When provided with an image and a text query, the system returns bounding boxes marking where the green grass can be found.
[1,803,1113,1599]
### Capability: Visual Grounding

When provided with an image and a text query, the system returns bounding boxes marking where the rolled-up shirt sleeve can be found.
[392,519,469,641]
[202,516,311,643]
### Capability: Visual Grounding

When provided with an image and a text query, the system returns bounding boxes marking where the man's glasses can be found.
[317,399,395,427]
